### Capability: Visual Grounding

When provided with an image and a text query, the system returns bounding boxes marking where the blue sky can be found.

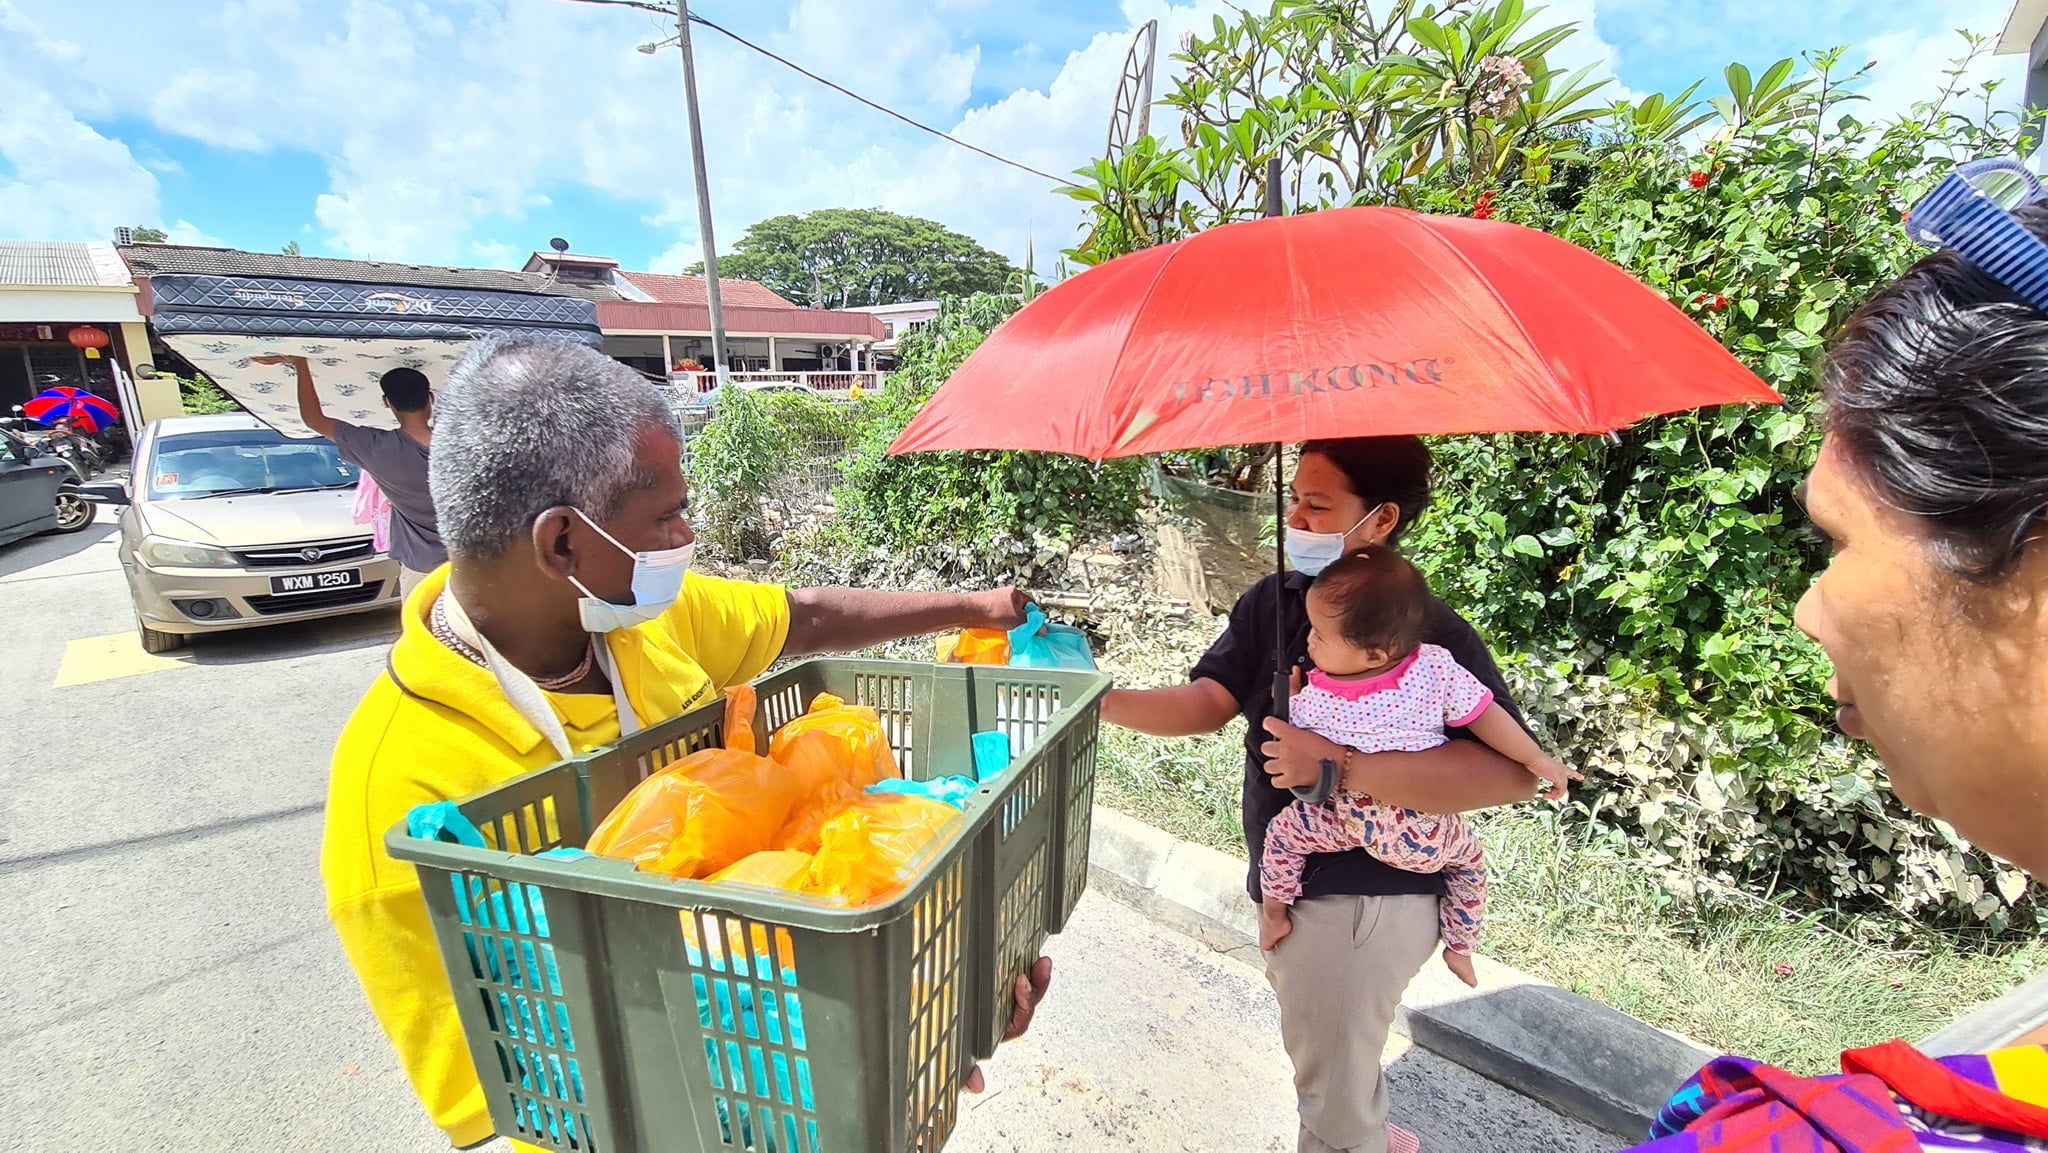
[0,0,2026,274]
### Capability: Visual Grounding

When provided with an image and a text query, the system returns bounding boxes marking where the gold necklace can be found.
[431,593,595,691]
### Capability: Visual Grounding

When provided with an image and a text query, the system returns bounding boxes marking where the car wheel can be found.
[50,486,94,534]
[138,617,188,655]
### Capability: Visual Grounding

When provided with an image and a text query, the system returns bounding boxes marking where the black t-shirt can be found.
[1189,571,1527,902]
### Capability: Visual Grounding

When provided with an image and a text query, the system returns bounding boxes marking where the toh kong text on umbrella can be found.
[889,202,1780,797]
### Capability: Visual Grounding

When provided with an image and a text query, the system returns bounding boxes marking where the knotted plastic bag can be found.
[802,795,960,905]
[585,685,801,880]
[708,849,815,891]
[773,780,862,854]
[770,691,900,798]
[1007,605,1096,670]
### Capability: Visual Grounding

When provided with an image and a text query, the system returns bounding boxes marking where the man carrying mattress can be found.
[320,335,1051,1149]
[252,353,446,594]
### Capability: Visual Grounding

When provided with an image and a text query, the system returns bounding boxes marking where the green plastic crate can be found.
[386,658,1109,1153]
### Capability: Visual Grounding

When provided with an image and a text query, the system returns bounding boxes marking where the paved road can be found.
[0,515,1613,1152]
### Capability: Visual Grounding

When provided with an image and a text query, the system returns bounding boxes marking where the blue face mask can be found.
[567,509,694,632]
[1284,510,1376,576]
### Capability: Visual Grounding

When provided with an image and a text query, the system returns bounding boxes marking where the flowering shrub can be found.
[1065,3,2037,930]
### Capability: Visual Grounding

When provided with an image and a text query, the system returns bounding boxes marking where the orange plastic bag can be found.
[708,849,814,891]
[585,686,801,879]
[773,780,861,854]
[802,795,960,905]
[936,627,1010,665]
[769,692,900,796]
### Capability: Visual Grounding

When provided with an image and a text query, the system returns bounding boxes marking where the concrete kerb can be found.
[1086,806,1716,1141]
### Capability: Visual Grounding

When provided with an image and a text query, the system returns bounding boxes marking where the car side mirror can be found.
[78,481,130,506]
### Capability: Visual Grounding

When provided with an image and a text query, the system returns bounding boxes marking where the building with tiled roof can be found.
[0,240,181,426]
[520,248,883,381]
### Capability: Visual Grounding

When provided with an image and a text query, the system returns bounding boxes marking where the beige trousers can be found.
[398,565,431,599]
[1265,893,1442,1153]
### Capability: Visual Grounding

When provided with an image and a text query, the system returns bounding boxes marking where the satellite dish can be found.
[549,237,570,253]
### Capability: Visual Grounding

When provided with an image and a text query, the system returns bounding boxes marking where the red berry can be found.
[1688,171,1710,188]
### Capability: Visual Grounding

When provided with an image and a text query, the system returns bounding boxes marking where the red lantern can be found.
[68,325,109,360]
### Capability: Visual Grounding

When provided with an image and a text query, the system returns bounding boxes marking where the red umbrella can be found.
[890,206,1779,458]
[890,204,1780,774]
[24,386,121,435]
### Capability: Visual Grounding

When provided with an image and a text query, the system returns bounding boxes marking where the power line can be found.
[556,0,1079,188]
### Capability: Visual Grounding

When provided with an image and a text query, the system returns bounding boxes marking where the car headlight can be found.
[140,536,236,568]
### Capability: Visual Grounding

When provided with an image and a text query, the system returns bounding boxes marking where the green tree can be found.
[125,226,169,244]
[832,294,1145,552]
[281,241,302,257]
[689,208,1016,307]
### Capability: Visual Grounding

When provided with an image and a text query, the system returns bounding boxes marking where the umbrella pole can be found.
[1263,161,1293,730]
[1272,439,1289,727]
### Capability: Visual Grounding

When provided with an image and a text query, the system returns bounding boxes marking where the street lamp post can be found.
[672,1,729,383]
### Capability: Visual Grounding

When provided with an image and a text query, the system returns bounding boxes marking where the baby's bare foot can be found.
[1442,947,1478,987]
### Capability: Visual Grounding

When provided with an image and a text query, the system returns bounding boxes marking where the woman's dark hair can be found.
[1826,201,2048,583]
[1310,548,1430,654]
[1299,436,1433,545]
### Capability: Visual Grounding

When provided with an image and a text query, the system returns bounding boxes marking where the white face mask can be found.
[1285,510,1376,577]
[567,509,694,633]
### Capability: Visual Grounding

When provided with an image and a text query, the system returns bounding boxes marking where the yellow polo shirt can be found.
[320,566,789,1149]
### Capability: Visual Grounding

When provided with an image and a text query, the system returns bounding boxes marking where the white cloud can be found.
[0,1,161,241]
[1,0,2031,271]
[1853,21,2028,130]
[0,84,159,243]
[165,219,224,247]
[652,238,704,275]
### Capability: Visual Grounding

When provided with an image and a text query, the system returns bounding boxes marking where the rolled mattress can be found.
[148,273,603,437]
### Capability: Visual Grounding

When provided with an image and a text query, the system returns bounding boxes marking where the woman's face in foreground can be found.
[1795,435,2048,876]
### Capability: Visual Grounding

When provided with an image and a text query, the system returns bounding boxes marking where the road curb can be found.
[1086,805,1715,1141]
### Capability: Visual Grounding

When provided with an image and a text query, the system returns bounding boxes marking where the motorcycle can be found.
[11,419,102,482]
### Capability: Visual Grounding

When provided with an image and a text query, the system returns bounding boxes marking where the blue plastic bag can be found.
[1007,605,1096,670]
[865,775,979,808]
[971,731,1013,781]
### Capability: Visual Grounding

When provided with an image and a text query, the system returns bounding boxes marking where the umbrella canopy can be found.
[23,387,120,435]
[890,206,1780,459]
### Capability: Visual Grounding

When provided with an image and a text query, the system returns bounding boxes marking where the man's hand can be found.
[964,955,1052,1093]
[971,586,1033,631]
[257,354,337,437]
[1259,716,1346,791]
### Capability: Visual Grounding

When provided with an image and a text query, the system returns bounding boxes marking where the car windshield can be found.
[145,429,360,501]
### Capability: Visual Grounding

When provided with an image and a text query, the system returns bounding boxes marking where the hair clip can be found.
[1907,158,2048,314]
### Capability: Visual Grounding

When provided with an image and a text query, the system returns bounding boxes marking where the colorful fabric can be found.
[1629,1041,2048,1153]
[1260,794,1487,953]
[1293,643,1494,755]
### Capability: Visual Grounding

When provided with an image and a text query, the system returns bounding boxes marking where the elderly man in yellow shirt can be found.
[322,336,1047,1149]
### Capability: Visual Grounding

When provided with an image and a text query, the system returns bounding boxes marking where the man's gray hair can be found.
[430,336,681,560]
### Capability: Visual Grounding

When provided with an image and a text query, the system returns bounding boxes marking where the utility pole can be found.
[674,1,729,382]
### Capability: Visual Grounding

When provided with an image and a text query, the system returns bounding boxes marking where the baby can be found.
[1259,548,1577,986]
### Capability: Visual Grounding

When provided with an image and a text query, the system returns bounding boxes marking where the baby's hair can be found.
[1310,548,1431,655]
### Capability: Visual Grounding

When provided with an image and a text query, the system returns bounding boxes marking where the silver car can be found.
[87,413,400,652]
